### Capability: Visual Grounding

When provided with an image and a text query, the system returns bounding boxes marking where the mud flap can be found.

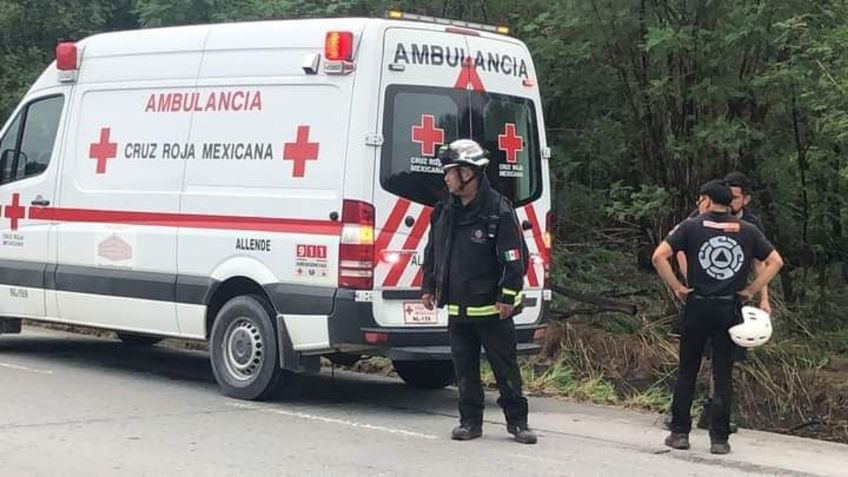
[275,315,319,373]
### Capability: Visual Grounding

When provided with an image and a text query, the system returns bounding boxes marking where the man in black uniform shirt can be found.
[670,172,771,432]
[653,180,783,454]
[421,139,536,445]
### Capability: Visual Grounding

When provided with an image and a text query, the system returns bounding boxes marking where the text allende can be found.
[236,238,271,252]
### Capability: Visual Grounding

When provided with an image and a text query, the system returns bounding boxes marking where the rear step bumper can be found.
[386,343,542,361]
[327,289,547,359]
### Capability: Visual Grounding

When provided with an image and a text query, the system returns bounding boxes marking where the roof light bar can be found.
[385,10,510,35]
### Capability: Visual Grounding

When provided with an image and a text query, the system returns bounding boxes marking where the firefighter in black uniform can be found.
[667,172,770,433]
[421,139,537,445]
[652,180,783,454]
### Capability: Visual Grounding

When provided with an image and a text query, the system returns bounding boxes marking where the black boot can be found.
[507,423,537,444]
[697,399,713,430]
[710,440,731,455]
[664,432,690,450]
[451,424,482,441]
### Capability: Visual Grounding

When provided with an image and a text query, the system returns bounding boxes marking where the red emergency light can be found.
[56,42,77,71]
[325,31,353,61]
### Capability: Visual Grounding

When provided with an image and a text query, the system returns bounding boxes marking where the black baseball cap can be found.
[724,171,752,194]
[699,179,732,206]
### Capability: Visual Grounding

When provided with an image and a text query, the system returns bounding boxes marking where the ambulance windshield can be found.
[380,85,542,207]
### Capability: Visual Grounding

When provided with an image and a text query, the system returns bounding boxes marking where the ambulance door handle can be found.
[404,216,415,227]
[31,197,50,207]
[521,220,533,231]
[329,211,339,221]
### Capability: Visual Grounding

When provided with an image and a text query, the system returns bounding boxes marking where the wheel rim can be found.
[222,317,264,382]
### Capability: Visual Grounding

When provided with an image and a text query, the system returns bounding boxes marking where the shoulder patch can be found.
[703,220,741,233]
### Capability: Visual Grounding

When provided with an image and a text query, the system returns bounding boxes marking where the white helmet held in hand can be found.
[728,306,773,348]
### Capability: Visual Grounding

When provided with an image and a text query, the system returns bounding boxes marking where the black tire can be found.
[393,360,456,389]
[116,332,162,346]
[325,352,362,367]
[209,295,290,400]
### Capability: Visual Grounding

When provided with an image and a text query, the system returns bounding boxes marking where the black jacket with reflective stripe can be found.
[422,177,528,320]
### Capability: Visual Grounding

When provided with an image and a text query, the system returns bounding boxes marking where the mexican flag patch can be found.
[504,249,521,262]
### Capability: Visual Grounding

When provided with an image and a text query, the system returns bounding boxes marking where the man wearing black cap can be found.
[652,180,783,454]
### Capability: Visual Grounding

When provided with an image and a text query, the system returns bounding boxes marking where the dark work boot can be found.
[664,432,690,450]
[507,423,537,444]
[451,424,482,441]
[710,440,731,455]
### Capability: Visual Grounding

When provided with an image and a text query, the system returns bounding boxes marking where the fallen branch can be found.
[549,307,638,321]
[551,284,639,316]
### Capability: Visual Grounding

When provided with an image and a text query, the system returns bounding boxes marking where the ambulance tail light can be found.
[544,210,553,282]
[324,31,355,75]
[56,41,79,82]
[339,199,375,289]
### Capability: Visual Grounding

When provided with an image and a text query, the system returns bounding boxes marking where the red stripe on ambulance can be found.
[382,206,432,287]
[521,204,547,288]
[373,198,411,265]
[27,207,342,235]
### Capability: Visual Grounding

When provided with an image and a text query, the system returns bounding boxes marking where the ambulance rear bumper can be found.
[326,289,547,360]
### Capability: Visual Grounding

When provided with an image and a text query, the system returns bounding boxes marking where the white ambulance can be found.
[0,13,551,399]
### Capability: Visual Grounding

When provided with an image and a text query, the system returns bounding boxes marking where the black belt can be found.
[691,294,737,301]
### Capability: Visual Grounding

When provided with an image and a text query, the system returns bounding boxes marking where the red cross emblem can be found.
[89,127,118,174]
[454,57,485,92]
[411,115,445,157]
[405,305,415,314]
[498,123,524,164]
[283,126,319,178]
[4,193,25,231]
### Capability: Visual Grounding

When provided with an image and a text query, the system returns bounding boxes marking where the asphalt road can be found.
[0,328,845,476]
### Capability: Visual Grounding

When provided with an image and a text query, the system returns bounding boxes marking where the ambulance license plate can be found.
[403,302,438,325]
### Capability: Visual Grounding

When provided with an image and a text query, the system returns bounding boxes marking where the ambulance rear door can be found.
[373,27,551,328]
[372,27,472,328]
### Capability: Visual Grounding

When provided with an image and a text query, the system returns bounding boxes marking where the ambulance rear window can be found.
[380,85,541,207]
[474,92,542,207]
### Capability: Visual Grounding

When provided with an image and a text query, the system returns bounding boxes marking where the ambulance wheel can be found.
[393,360,456,389]
[210,295,290,400]
[116,332,162,346]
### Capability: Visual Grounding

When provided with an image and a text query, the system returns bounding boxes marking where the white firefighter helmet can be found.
[728,306,773,348]
[438,139,490,170]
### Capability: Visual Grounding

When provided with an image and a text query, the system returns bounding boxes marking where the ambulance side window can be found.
[0,95,64,185]
[16,95,65,181]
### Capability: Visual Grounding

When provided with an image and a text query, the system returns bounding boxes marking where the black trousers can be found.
[449,318,528,429]
[670,296,740,442]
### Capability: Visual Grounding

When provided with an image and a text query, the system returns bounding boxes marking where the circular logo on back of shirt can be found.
[698,236,745,280]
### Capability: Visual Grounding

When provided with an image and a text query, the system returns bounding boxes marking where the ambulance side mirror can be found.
[0,149,14,184]
[0,149,27,184]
